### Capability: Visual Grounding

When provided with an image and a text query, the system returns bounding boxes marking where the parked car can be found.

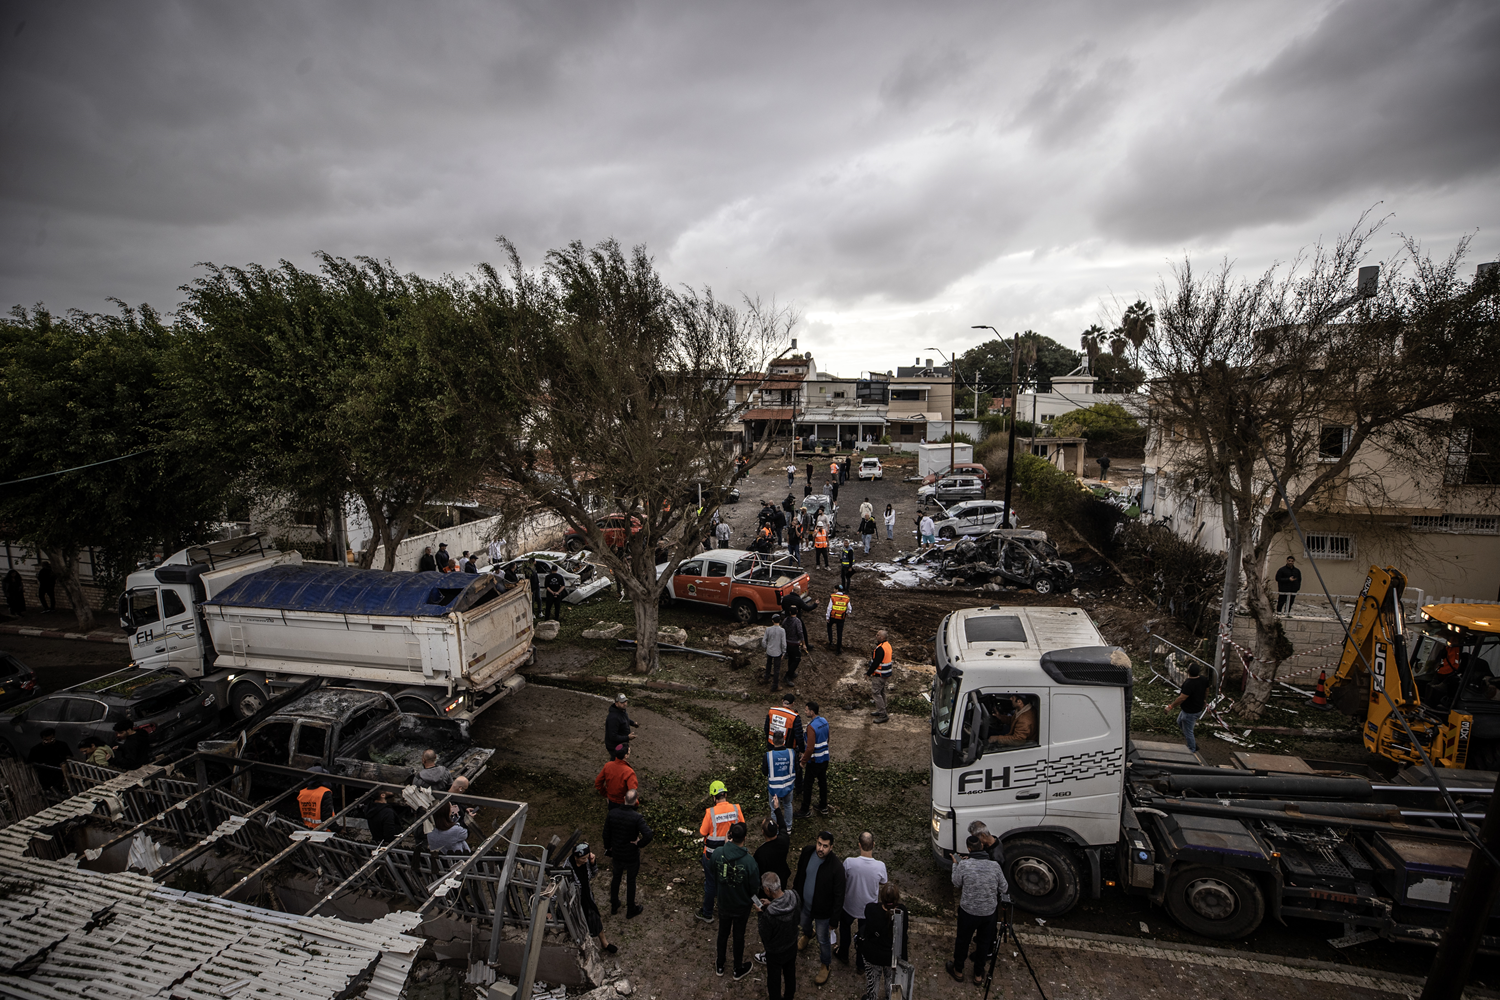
[0,669,219,761]
[482,551,613,604]
[917,475,985,507]
[857,457,884,480]
[801,494,839,532]
[0,651,38,710]
[928,500,1017,539]
[922,462,991,486]
[565,514,644,552]
[663,549,815,623]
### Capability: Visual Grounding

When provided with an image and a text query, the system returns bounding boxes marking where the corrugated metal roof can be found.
[0,770,423,1000]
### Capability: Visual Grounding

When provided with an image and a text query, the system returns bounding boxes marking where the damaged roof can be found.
[0,767,424,1000]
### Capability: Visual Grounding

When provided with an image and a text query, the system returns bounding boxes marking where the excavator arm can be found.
[1324,565,1409,718]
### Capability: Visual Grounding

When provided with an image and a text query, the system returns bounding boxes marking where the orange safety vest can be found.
[700,800,744,853]
[298,786,331,828]
[829,462,839,476]
[872,641,893,676]
[761,525,773,539]
[814,527,828,549]
[766,706,798,744]
[829,593,850,619]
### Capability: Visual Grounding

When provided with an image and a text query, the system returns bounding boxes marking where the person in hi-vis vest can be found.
[826,586,851,653]
[696,779,745,923]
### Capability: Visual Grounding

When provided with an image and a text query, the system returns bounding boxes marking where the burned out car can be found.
[482,550,613,604]
[933,529,1074,595]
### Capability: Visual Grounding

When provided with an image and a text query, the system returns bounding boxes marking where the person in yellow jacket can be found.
[696,780,744,923]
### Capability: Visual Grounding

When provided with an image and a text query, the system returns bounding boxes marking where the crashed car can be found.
[800,494,839,532]
[927,499,1017,539]
[933,529,1073,595]
[482,551,613,604]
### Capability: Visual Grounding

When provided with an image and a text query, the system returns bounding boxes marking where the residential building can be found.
[887,358,955,445]
[1017,372,1146,429]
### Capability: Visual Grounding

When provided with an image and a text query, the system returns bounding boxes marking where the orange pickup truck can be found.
[663,549,815,624]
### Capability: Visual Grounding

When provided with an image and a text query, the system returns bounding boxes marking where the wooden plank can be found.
[1229,752,1316,774]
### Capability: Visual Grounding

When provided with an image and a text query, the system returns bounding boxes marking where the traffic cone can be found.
[1311,670,1331,710]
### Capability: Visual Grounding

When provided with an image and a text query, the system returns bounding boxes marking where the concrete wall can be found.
[370,512,566,571]
[1229,614,1352,684]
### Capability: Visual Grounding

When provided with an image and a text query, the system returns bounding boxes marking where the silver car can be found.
[917,475,985,507]
[928,500,1016,539]
[482,551,613,603]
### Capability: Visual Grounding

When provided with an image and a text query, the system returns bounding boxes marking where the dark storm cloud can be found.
[1097,0,1500,241]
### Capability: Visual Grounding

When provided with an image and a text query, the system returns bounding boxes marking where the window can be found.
[1319,425,1350,461]
[676,560,704,577]
[244,721,294,764]
[295,723,328,760]
[706,561,729,578]
[832,391,846,399]
[1447,417,1500,485]
[1302,533,1354,560]
[63,699,106,723]
[129,589,161,627]
[161,590,187,619]
[891,389,923,402]
[1040,414,1054,422]
[979,693,1040,753]
[900,424,914,435]
[1411,515,1500,535]
[341,706,389,742]
[25,699,64,722]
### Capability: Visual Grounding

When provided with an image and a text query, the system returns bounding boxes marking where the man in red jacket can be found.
[595,743,639,827]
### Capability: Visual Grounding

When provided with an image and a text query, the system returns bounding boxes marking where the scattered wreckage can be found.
[898,528,1074,595]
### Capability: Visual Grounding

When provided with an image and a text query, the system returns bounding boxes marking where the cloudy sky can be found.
[3,0,1498,376]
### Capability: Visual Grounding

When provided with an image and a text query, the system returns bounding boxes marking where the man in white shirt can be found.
[786,464,797,487]
[919,514,936,545]
[836,831,887,972]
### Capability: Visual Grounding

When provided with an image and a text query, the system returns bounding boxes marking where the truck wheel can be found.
[1032,576,1055,595]
[731,599,758,625]
[397,696,439,717]
[228,680,268,720]
[938,527,957,540]
[1164,865,1265,939]
[1004,838,1081,917]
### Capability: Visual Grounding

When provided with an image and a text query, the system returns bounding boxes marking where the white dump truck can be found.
[119,534,533,722]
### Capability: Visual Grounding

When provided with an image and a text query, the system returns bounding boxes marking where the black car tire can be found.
[1032,576,1054,595]
[1163,865,1266,940]
[731,598,758,625]
[938,527,957,540]
[1004,837,1081,917]
[228,679,269,721]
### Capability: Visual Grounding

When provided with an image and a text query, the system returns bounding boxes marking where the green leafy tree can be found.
[172,255,496,570]
[0,305,233,629]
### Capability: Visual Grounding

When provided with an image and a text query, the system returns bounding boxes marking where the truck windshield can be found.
[932,674,963,737]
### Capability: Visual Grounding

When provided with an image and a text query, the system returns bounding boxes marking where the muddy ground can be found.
[458,455,1459,998]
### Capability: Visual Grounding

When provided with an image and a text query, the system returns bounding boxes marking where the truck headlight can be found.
[931,805,951,838]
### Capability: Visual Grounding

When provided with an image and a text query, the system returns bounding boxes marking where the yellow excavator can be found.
[1324,565,1500,771]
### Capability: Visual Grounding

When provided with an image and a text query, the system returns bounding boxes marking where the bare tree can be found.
[1142,218,1500,717]
[466,238,793,673]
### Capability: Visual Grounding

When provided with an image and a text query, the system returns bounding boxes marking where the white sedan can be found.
[857,457,884,480]
[481,551,614,603]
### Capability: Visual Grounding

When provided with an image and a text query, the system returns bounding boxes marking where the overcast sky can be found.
[3,0,1497,377]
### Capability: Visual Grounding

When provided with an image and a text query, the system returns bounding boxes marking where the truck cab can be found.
[929,606,1131,916]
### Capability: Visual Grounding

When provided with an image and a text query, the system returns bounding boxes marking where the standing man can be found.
[786,463,797,487]
[793,830,846,987]
[1166,663,1212,753]
[763,732,797,834]
[716,519,733,549]
[797,701,831,818]
[918,512,936,545]
[755,814,792,896]
[867,630,892,724]
[835,832,888,971]
[435,542,453,570]
[860,883,907,1000]
[812,523,830,569]
[594,744,639,822]
[543,566,566,621]
[859,513,876,555]
[785,519,802,567]
[764,693,805,755]
[36,560,55,612]
[772,505,788,544]
[783,608,807,685]
[603,788,653,918]
[711,821,760,980]
[1275,556,1302,614]
[528,562,543,616]
[763,614,788,691]
[418,546,438,572]
[697,781,745,924]
[838,540,856,591]
[825,587,851,653]
[1097,451,1111,482]
[947,835,1010,984]
[806,461,814,487]
[968,821,1006,866]
[3,568,25,617]
[754,873,801,1000]
[605,693,639,753]
[25,729,73,793]
[859,498,873,521]
[112,719,152,769]
[828,459,839,484]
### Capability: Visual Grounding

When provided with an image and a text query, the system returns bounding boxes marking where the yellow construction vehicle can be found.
[1325,565,1500,770]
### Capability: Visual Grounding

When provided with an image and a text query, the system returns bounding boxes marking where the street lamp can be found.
[972,325,1022,527]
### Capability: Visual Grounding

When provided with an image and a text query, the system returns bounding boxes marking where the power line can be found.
[0,448,155,488]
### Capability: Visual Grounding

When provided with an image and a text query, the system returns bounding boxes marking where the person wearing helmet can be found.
[696,780,744,924]
[569,842,617,954]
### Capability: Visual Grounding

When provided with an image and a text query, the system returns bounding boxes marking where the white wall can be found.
[370,512,566,571]
[916,442,975,477]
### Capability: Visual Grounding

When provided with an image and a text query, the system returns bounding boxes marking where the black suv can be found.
[0,651,38,710]
[0,669,219,761]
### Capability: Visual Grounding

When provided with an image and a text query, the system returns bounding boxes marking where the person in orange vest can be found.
[697,780,745,923]
[298,768,335,829]
[764,692,806,755]
[826,586,851,653]
[813,524,831,569]
[867,629,893,724]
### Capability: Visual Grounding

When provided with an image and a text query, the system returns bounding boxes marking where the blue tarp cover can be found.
[205,564,500,618]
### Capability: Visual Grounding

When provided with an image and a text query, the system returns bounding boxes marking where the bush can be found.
[936,432,975,444]
[1011,453,1121,550]
[1052,403,1145,454]
[1114,521,1225,636]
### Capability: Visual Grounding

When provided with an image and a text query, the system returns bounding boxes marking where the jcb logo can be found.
[1372,642,1387,687]
[958,767,1011,794]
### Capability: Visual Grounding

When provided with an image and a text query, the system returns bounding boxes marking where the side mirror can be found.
[118,593,133,633]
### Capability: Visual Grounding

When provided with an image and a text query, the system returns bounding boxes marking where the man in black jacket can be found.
[754,872,801,1000]
[860,882,908,1000]
[603,788,653,918]
[364,790,401,843]
[754,814,791,891]
[792,830,845,986]
[605,694,639,755]
[1275,556,1302,613]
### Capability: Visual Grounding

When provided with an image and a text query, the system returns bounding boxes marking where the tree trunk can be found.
[45,546,93,632]
[1235,560,1285,719]
[630,589,660,675]
[380,518,408,572]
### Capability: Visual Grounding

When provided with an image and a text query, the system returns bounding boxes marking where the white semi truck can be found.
[119,534,533,722]
[930,605,1499,947]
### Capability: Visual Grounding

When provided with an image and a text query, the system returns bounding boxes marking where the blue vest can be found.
[766,748,795,797]
[808,716,830,763]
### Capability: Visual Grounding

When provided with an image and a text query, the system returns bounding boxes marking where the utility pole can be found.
[1419,769,1500,1000]
[949,348,957,474]
[1002,331,1020,521]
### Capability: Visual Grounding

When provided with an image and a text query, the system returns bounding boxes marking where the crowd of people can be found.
[23,721,156,795]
